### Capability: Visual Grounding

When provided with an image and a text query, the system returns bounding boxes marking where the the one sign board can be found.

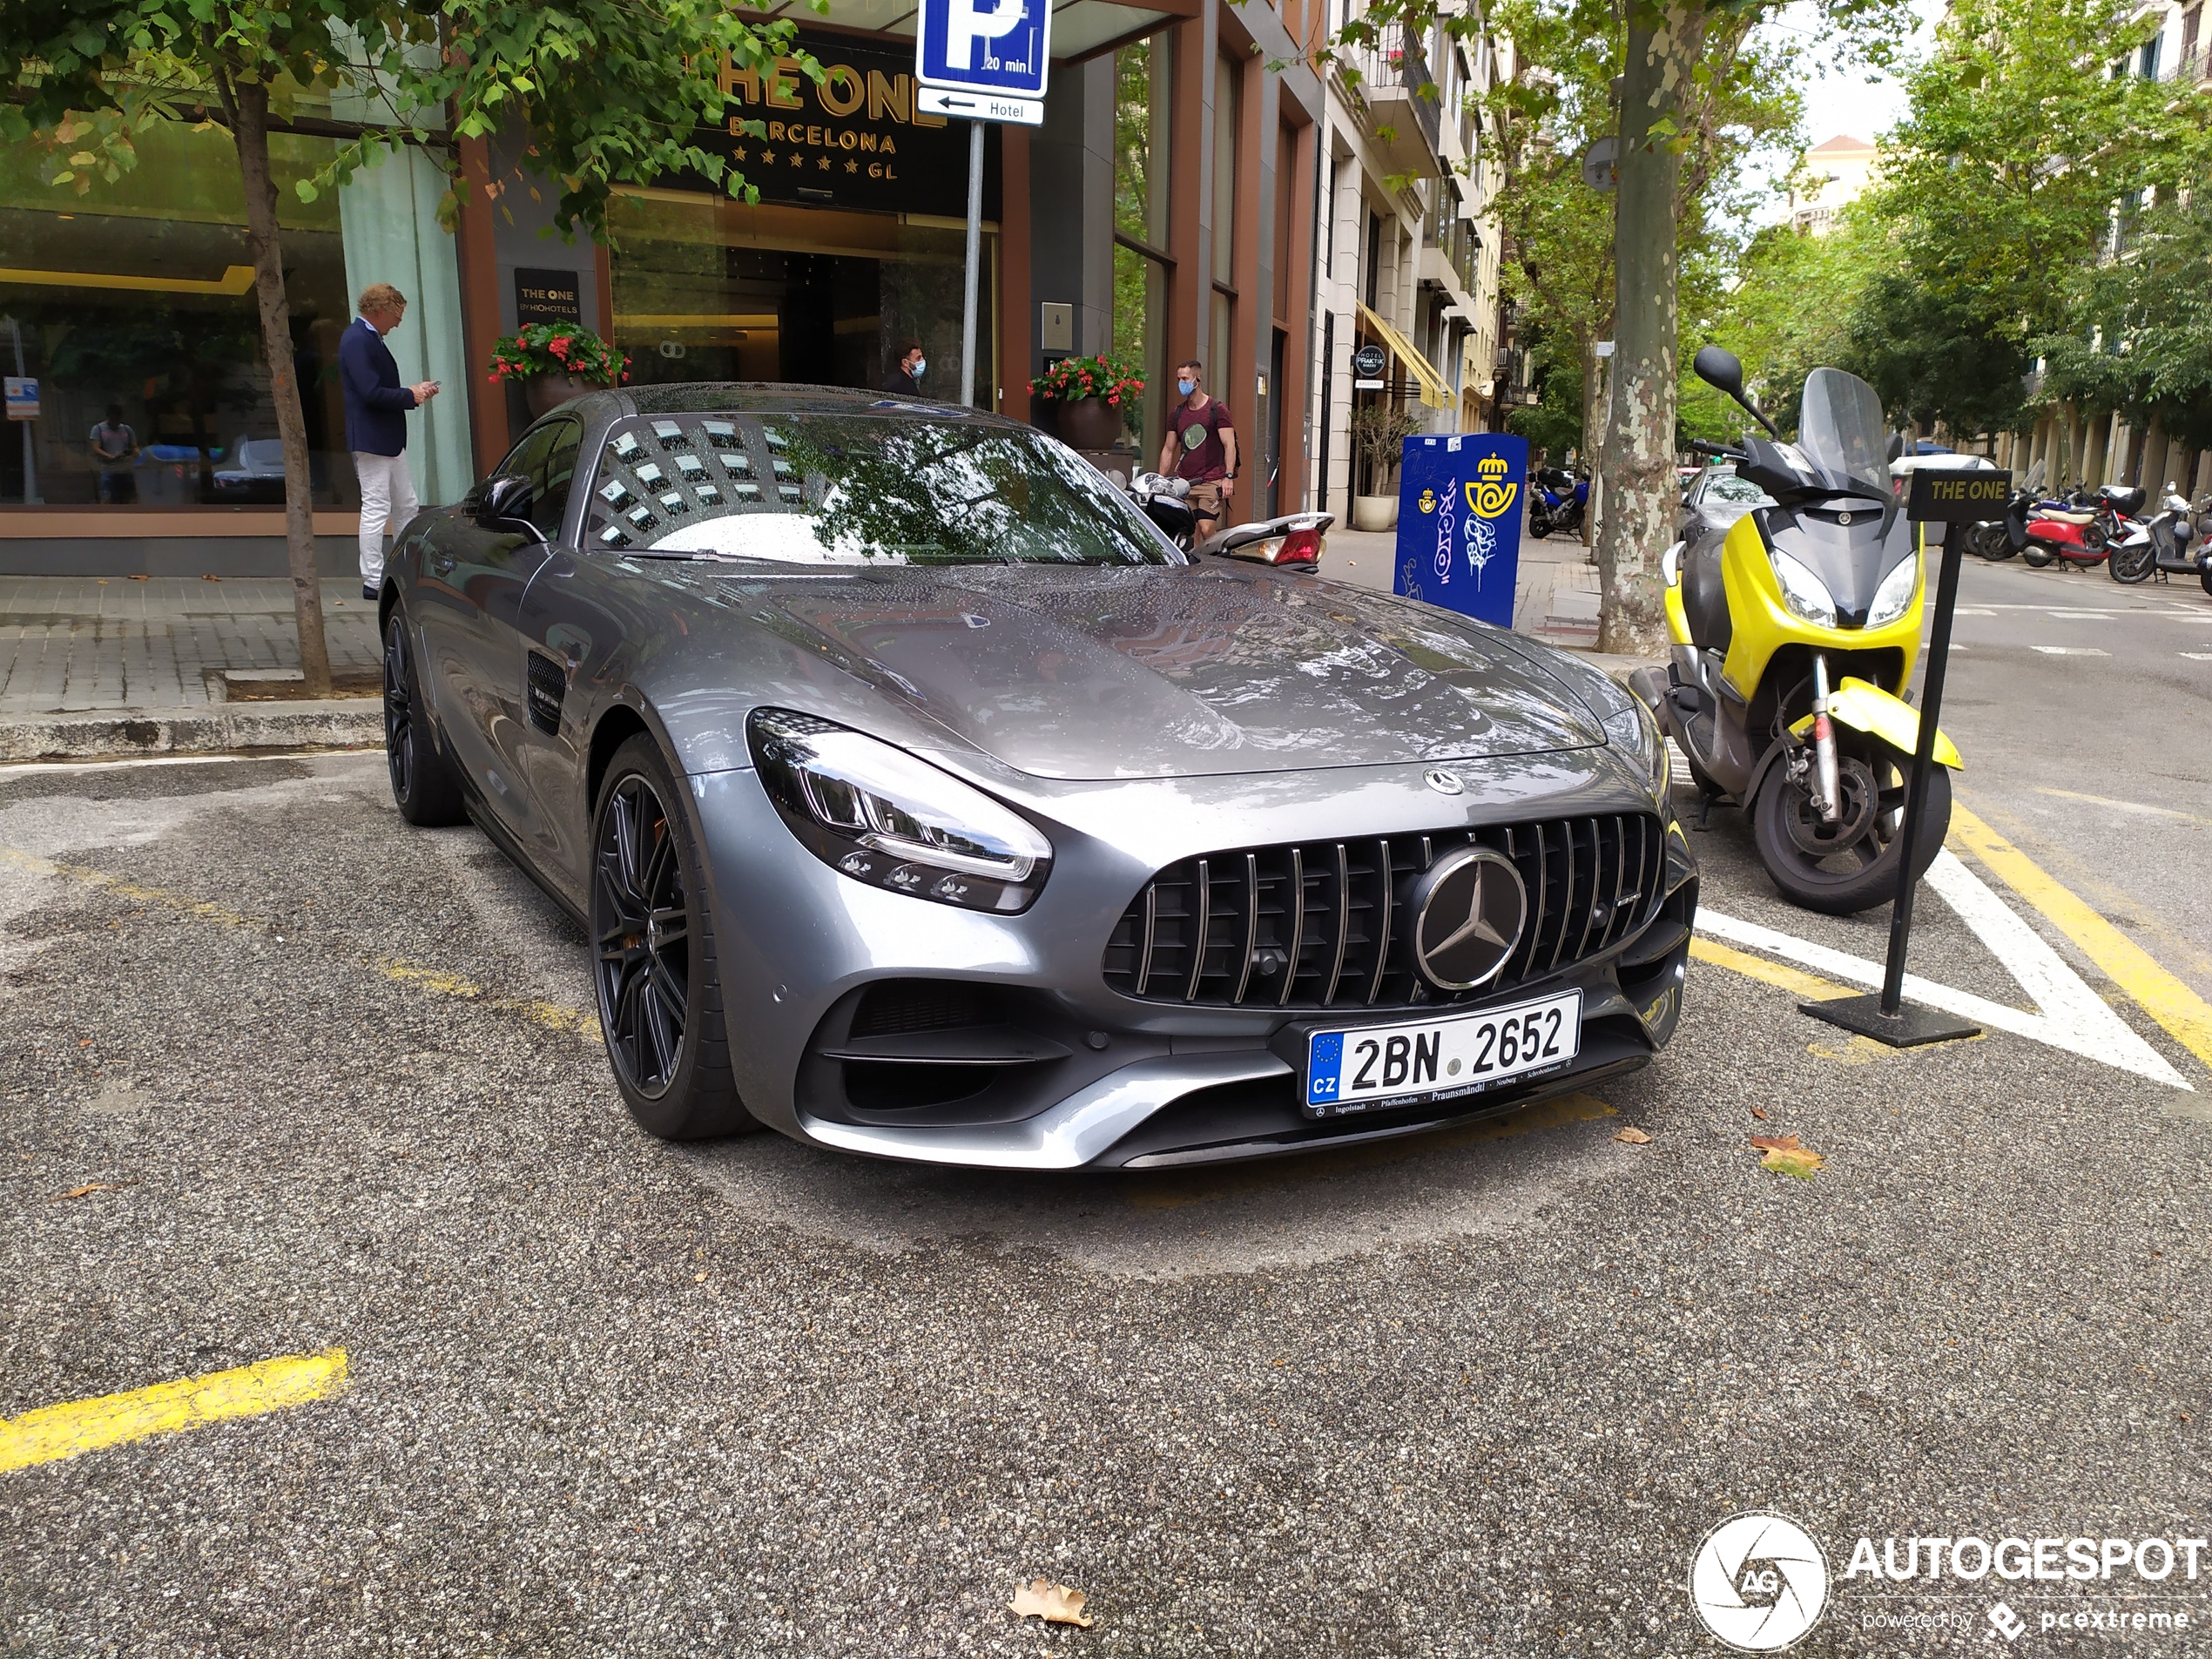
[3,376,37,421]
[915,0,1049,125]
[1906,465,2011,523]
[1393,433,1530,630]
[513,268,583,329]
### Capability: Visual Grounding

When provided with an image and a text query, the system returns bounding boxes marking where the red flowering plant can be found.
[1028,353,1144,407]
[486,323,631,386]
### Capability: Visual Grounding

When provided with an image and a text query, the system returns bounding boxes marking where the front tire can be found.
[590,735,760,1141]
[2108,537,2155,583]
[383,611,466,826]
[1753,738,1952,916]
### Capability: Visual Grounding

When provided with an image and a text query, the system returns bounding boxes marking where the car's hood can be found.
[684,562,1606,781]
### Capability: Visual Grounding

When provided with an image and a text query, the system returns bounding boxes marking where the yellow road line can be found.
[1690,936,1854,1001]
[1127,1091,1616,1211]
[0,1350,348,1474]
[1951,805,2212,1072]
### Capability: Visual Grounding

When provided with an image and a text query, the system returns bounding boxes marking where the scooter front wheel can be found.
[1753,742,1952,916]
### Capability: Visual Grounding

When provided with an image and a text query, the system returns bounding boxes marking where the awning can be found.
[1356,301,1452,410]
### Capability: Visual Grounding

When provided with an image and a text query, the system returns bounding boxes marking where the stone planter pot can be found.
[1352,492,1399,532]
[523,372,596,420]
[1052,395,1126,452]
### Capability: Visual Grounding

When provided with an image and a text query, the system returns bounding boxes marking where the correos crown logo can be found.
[1467,455,1517,519]
[1689,1511,1831,1651]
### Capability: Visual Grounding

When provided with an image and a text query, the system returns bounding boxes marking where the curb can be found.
[0,699,381,762]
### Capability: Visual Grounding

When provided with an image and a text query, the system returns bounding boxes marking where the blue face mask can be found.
[1177,378,1196,396]
[911,358,927,379]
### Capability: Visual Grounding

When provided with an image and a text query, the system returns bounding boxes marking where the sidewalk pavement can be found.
[0,534,1635,759]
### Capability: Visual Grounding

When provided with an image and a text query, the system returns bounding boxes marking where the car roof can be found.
[559,381,1026,430]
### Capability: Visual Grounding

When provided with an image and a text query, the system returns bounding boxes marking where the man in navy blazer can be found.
[341,281,442,600]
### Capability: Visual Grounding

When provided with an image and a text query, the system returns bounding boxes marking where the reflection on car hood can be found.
[681,562,1606,780]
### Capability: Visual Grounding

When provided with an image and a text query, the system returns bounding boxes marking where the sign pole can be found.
[1803,465,2009,1048]
[960,118,983,409]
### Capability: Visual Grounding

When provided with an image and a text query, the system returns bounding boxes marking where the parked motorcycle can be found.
[1630,347,1959,915]
[1123,470,1197,551]
[2023,482,2143,569]
[1528,467,1589,539]
[2107,486,2212,591]
[1196,510,1332,567]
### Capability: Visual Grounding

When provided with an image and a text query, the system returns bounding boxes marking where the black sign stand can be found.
[1801,467,2009,1048]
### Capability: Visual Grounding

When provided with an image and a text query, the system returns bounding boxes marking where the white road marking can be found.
[2043,610,2114,619]
[1700,851,2189,1089]
[2033,786,2202,823]
[2182,653,2212,663]
[1951,606,1998,617]
[2030,646,2108,656]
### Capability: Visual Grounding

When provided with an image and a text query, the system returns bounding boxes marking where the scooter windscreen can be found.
[1795,368,1891,496]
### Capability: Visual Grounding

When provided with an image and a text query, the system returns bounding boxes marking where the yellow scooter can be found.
[1629,349,1960,914]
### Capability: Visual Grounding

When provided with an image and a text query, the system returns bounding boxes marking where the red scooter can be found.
[2023,483,2142,569]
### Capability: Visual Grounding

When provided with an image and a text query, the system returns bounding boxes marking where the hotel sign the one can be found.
[707,31,1001,219]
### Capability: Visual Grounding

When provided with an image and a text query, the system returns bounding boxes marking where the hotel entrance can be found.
[608,195,995,400]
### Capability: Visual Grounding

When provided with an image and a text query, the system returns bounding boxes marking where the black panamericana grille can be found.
[1102,815,1667,1010]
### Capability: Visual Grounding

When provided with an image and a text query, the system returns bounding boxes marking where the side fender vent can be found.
[525,651,567,736]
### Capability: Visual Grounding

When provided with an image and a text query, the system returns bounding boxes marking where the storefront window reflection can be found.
[0,120,354,507]
[607,192,995,403]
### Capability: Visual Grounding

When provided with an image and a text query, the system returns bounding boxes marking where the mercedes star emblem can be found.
[1424,766,1465,795]
[1409,846,1527,990]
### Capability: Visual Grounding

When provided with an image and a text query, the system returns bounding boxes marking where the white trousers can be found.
[354,450,419,590]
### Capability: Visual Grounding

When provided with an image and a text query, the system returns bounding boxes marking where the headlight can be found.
[1865,554,1919,629]
[1769,548,1838,627]
[747,710,1053,914]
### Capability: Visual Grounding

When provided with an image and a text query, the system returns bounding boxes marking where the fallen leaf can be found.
[50,1179,138,1203]
[1614,1126,1652,1144]
[1009,1578,1093,1628]
[693,1271,707,1282]
[1751,1136,1824,1179]
[1750,1106,1769,1121]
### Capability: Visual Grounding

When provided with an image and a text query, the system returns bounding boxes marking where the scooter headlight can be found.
[1769,548,1838,628]
[1865,554,1919,629]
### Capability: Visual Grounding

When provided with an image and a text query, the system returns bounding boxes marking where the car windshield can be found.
[1796,368,1888,493]
[583,412,1177,567]
[1700,468,1769,506]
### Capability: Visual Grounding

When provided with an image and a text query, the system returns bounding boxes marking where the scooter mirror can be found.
[1692,346,1744,397]
[1885,432,1905,463]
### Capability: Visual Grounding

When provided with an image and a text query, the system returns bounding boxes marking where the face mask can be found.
[1177,378,1196,396]
[911,358,927,379]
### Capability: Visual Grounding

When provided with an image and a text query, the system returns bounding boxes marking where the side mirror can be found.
[476,473,536,529]
[1885,432,1905,463]
[1692,346,1745,399]
[1691,344,1778,437]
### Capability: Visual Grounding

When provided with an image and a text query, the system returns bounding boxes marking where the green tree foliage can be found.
[1871,0,2209,347]
[2038,195,2212,448]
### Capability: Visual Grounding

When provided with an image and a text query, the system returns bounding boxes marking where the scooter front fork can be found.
[1807,653,1841,822]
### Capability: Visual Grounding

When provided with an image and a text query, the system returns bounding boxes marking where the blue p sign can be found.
[916,0,1049,98]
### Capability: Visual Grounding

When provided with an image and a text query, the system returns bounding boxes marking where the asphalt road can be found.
[2,588,2208,1657]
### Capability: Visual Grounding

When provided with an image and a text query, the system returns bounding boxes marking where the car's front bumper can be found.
[689,748,1696,1170]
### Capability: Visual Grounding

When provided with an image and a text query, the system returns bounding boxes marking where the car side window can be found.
[531,419,583,539]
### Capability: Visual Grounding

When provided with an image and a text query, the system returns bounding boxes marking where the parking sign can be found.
[914,0,1049,123]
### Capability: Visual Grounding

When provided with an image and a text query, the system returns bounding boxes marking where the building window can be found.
[1113,31,1174,455]
[1,121,354,508]
[1212,56,1240,281]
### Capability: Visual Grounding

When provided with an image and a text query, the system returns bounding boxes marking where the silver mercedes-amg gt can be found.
[380,385,1696,1170]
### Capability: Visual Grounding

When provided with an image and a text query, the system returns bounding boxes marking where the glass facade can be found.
[0,122,351,507]
[608,192,995,401]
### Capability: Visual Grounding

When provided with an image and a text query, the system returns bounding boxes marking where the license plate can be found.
[1304,989,1582,1118]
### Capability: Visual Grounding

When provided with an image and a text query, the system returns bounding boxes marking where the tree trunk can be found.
[1595,0,1704,657]
[230,78,333,697]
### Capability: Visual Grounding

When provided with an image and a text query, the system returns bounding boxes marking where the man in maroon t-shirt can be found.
[1157,358,1238,540]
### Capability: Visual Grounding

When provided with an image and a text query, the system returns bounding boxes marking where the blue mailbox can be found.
[1393,432,1529,629]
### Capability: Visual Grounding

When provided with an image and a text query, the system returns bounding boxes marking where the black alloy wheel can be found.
[588,735,758,1139]
[1752,735,1952,916]
[383,611,465,826]
[2108,536,2156,584]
